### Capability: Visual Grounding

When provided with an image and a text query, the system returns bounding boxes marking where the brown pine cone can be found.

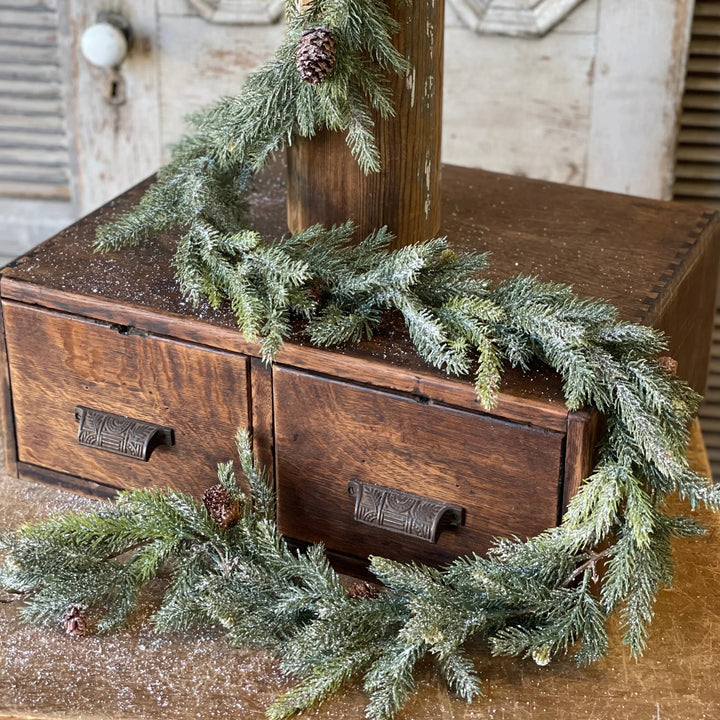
[203,483,241,530]
[63,604,88,638]
[296,27,336,85]
[658,356,678,375]
[347,581,381,600]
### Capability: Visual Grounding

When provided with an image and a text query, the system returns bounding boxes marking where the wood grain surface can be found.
[585,0,694,199]
[562,408,601,516]
[274,367,565,565]
[250,357,275,484]
[286,0,444,248]
[3,301,249,496]
[3,160,717,408]
[0,276,572,431]
[0,299,16,478]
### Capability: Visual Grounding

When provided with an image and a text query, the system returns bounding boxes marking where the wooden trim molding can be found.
[448,0,588,36]
[0,288,18,478]
[187,0,285,24]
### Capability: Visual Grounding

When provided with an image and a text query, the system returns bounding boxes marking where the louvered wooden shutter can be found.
[0,0,71,200]
[674,1,720,477]
[675,2,720,206]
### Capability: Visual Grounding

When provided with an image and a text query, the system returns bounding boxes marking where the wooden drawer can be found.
[274,367,566,565]
[2,301,250,495]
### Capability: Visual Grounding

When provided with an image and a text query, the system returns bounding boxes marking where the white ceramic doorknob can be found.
[80,21,129,69]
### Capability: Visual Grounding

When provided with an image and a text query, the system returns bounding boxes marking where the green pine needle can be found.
[3,2,718,719]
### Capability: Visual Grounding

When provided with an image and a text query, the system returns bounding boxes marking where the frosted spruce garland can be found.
[1,2,720,719]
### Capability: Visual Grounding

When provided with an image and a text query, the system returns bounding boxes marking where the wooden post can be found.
[286,0,444,249]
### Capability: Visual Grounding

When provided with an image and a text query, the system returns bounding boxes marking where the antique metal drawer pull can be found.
[347,479,464,543]
[75,406,175,461]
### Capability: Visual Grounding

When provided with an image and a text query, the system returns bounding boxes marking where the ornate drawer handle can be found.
[347,479,464,544]
[75,406,175,462]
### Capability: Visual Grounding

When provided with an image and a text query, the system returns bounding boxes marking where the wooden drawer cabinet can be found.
[1,162,718,568]
[3,302,250,497]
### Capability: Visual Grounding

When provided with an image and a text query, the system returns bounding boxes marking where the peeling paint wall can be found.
[0,0,694,259]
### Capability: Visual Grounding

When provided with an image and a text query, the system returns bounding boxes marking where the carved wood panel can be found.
[187,0,284,24]
[448,0,588,36]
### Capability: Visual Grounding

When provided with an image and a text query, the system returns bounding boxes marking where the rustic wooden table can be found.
[0,423,717,720]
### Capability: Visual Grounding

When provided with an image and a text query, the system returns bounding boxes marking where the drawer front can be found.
[3,302,249,495]
[274,368,565,566]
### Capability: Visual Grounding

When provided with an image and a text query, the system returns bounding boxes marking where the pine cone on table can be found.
[296,27,337,85]
[63,604,88,638]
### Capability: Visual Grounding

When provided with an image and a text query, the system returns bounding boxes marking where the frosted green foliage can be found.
[95,1,494,369]
[96,0,407,255]
[2,329,718,720]
[25,183,720,720]
[28,152,720,720]
[5,0,716,717]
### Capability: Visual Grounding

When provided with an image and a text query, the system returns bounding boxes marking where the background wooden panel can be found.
[0,197,74,258]
[447,0,590,36]
[67,0,162,213]
[0,0,76,264]
[675,2,720,208]
[442,25,595,184]
[0,0,699,257]
[274,367,566,566]
[585,0,694,199]
[0,0,74,255]
[3,301,250,496]
[186,0,285,24]
[157,14,284,159]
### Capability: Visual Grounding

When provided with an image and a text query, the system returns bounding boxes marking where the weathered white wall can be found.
[585,0,694,198]
[157,2,285,159]
[67,0,163,214]
[443,0,694,198]
[0,0,694,262]
[443,0,598,186]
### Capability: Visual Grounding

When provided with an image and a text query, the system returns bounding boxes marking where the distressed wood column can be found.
[286,0,444,249]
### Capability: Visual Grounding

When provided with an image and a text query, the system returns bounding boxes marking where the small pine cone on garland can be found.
[203,483,241,530]
[63,604,88,638]
[296,27,336,85]
[658,356,678,375]
[347,581,381,600]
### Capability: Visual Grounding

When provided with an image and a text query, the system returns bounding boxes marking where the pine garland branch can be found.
[9,223,717,713]
[2,1,716,718]
[1,395,716,717]
[3,243,718,718]
[96,0,408,253]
